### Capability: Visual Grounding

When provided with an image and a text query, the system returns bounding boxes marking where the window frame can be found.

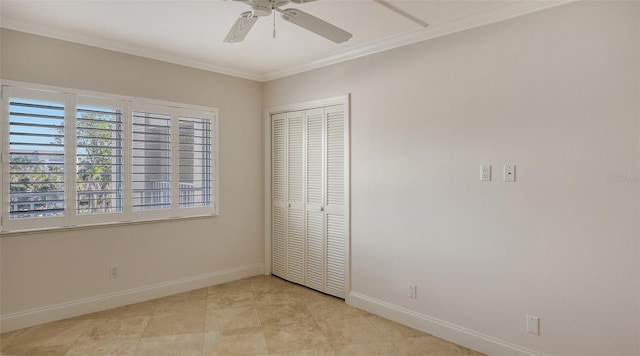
[1,82,219,233]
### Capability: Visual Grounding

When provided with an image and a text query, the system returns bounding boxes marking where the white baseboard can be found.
[347,291,543,356]
[0,263,264,333]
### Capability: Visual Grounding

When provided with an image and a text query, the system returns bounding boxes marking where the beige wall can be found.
[0,29,264,324]
[264,1,639,355]
[2,1,640,354]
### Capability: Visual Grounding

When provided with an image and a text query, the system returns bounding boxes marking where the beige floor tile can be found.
[254,290,305,307]
[154,292,207,316]
[209,281,252,293]
[203,327,268,355]
[207,290,256,309]
[365,315,424,340]
[0,344,71,356]
[152,300,206,316]
[263,321,331,354]
[135,333,203,356]
[250,278,301,295]
[258,303,315,326]
[74,300,158,321]
[300,289,342,305]
[155,289,208,306]
[143,309,205,337]
[65,336,140,356]
[206,305,261,331]
[0,319,91,352]
[394,335,483,355]
[307,299,366,321]
[204,308,223,333]
[270,348,336,356]
[79,316,150,340]
[316,316,385,346]
[0,329,24,351]
[333,340,399,355]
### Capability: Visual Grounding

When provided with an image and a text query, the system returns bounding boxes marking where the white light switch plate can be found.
[526,315,539,335]
[480,165,491,182]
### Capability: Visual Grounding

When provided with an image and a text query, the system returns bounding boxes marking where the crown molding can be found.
[1,0,573,83]
[262,0,573,81]
[0,17,265,82]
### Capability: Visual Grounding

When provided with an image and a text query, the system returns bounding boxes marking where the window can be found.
[1,84,218,232]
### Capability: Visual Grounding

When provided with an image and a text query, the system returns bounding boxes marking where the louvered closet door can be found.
[304,108,325,292]
[271,113,287,279]
[286,111,305,284]
[271,103,347,299]
[324,104,346,298]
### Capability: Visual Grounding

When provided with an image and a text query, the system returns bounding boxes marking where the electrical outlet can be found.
[110,265,119,279]
[526,315,539,335]
[408,284,417,299]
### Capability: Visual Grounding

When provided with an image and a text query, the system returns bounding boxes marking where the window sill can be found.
[0,213,218,237]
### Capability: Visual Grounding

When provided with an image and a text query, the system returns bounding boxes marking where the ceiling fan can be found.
[224,0,353,44]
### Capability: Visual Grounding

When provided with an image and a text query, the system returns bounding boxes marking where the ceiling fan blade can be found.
[280,8,352,43]
[373,0,428,28]
[224,12,259,43]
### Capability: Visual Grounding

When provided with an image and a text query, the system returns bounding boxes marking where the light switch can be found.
[526,315,539,335]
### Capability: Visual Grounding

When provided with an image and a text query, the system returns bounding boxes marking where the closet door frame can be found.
[264,94,350,299]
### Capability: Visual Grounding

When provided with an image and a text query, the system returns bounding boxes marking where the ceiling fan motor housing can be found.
[250,0,273,17]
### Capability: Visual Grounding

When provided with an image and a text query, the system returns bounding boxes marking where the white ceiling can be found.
[0,0,568,81]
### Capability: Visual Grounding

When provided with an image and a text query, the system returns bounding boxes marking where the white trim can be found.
[263,112,272,275]
[348,292,545,356]
[0,263,264,333]
[343,97,351,299]
[0,1,572,82]
[267,95,348,116]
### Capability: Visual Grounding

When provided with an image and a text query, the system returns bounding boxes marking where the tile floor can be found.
[0,275,485,356]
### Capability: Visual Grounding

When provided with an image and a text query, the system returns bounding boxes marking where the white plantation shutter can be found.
[178,117,213,209]
[286,111,305,284]
[8,96,66,221]
[131,110,171,212]
[271,113,287,278]
[75,104,123,216]
[305,108,325,291]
